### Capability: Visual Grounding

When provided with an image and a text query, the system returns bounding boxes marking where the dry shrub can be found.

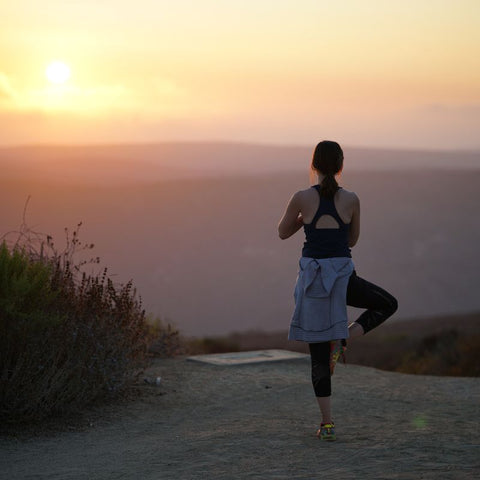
[146,317,184,358]
[396,329,480,377]
[0,220,150,424]
[186,337,240,355]
[455,334,480,377]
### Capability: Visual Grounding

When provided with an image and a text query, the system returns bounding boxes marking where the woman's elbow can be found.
[348,235,359,247]
[278,223,294,239]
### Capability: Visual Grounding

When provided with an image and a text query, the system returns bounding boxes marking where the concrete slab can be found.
[187,349,308,366]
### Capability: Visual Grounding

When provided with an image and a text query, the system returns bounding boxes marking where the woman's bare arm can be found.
[278,191,304,240]
[348,193,360,247]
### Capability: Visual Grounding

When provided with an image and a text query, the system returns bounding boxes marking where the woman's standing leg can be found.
[309,272,396,437]
[309,342,333,423]
[346,270,398,339]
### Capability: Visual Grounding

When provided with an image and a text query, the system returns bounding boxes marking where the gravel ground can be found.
[1,356,479,480]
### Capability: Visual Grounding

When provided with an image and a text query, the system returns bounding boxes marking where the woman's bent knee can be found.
[386,294,398,317]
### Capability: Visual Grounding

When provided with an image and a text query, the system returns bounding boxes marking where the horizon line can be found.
[1,139,479,154]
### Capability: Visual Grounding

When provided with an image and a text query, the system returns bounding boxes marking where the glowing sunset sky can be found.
[1,0,479,149]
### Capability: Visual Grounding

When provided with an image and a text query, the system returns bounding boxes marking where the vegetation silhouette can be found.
[0,200,178,424]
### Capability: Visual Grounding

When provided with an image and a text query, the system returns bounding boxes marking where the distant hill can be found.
[1,142,479,186]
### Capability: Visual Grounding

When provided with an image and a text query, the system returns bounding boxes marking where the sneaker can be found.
[329,339,347,375]
[317,422,336,441]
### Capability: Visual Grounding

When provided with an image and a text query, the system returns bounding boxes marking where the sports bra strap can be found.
[310,185,346,227]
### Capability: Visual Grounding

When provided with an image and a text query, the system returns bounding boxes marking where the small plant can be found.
[0,214,152,424]
[186,336,240,355]
[146,316,184,358]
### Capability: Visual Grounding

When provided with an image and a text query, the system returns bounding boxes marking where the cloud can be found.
[13,83,135,114]
[0,73,16,100]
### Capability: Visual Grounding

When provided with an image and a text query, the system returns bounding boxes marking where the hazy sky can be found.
[1,0,479,149]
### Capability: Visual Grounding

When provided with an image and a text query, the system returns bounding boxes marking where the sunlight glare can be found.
[45,61,71,84]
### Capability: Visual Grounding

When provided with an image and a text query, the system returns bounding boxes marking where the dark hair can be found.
[311,140,344,198]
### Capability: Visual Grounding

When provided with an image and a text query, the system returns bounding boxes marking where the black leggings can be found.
[309,270,398,397]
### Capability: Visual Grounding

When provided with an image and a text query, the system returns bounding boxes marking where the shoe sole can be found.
[317,430,337,441]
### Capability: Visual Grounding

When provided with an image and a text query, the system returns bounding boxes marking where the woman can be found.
[278,140,398,441]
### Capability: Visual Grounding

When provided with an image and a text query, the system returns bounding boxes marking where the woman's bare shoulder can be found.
[339,188,360,203]
[291,186,316,201]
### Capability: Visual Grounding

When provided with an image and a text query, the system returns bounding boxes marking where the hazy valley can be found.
[1,143,479,336]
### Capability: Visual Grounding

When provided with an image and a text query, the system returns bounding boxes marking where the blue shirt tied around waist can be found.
[289,185,354,342]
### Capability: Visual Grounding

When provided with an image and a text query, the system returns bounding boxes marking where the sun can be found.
[45,61,71,84]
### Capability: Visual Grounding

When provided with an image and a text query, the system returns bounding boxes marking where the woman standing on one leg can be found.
[278,140,398,441]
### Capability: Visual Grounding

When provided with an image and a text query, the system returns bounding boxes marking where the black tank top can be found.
[302,185,352,259]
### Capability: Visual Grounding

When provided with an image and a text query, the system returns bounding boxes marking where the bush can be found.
[186,336,240,355]
[396,329,480,377]
[0,224,150,424]
[146,316,184,358]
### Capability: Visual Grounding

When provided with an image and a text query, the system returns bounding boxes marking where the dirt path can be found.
[1,356,479,479]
